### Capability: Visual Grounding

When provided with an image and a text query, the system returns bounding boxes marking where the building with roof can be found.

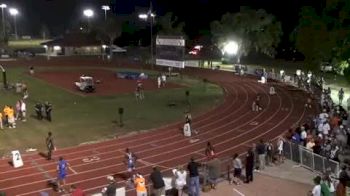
[41,33,103,56]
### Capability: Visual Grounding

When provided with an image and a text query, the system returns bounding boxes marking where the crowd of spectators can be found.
[285,87,349,164]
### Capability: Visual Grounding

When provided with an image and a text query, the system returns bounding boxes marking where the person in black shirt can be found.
[102,175,117,196]
[256,139,266,170]
[45,101,53,122]
[149,166,165,196]
[35,103,43,120]
[46,132,55,160]
[245,148,254,183]
[187,157,201,196]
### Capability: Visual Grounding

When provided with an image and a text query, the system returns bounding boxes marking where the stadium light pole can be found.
[222,41,240,64]
[83,9,94,30]
[138,2,155,69]
[0,4,7,41]
[9,8,18,40]
[101,5,110,21]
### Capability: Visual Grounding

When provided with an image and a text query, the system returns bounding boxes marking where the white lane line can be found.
[14,83,296,195]
[15,84,305,195]
[69,167,78,174]
[233,188,245,196]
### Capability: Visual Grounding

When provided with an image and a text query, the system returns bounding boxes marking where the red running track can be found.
[0,68,315,196]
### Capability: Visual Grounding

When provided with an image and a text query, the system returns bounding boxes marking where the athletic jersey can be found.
[58,160,68,175]
[134,176,147,192]
[126,152,135,167]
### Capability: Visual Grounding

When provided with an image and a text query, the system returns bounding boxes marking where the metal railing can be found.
[283,140,340,176]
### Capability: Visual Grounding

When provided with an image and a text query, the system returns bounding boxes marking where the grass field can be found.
[0,66,224,155]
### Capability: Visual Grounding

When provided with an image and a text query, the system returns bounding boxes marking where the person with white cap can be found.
[101,175,117,196]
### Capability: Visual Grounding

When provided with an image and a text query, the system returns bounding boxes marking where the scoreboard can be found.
[156,36,185,68]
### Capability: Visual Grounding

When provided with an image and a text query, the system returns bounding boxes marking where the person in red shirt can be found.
[70,184,85,196]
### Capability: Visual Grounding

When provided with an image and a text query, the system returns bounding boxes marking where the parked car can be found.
[320,62,334,72]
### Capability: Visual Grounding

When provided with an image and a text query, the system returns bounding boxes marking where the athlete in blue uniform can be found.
[125,148,137,182]
[57,156,70,192]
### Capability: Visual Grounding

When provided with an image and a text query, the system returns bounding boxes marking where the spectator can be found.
[309,176,321,196]
[231,153,243,185]
[134,173,147,196]
[20,100,26,122]
[329,145,340,162]
[256,139,266,170]
[291,131,301,144]
[46,132,55,160]
[206,157,221,189]
[244,148,254,183]
[15,100,21,121]
[7,106,15,128]
[266,141,274,166]
[44,102,53,122]
[306,139,316,151]
[276,137,284,164]
[0,111,3,130]
[149,166,165,196]
[161,74,166,87]
[101,175,117,196]
[301,127,307,146]
[187,157,201,196]
[35,103,43,120]
[173,166,187,196]
[320,175,331,196]
[336,165,349,196]
[338,88,344,105]
[322,121,331,137]
[313,139,322,155]
[322,174,335,196]
[205,142,216,160]
[70,184,85,196]
[157,76,161,88]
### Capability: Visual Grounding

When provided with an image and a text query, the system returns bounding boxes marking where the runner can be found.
[205,142,216,160]
[56,156,70,193]
[125,148,137,182]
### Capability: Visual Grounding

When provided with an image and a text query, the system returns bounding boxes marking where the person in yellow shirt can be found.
[7,106,16,129]
[134,173,147,196]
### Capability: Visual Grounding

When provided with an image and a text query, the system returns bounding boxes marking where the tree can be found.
[210,7,283,63]
[157,12,185,36]
[0,19,12,46]
[292,0,350,72]
[95,16,122,59]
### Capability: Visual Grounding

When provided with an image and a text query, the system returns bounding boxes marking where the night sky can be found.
[5,0,320,43]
